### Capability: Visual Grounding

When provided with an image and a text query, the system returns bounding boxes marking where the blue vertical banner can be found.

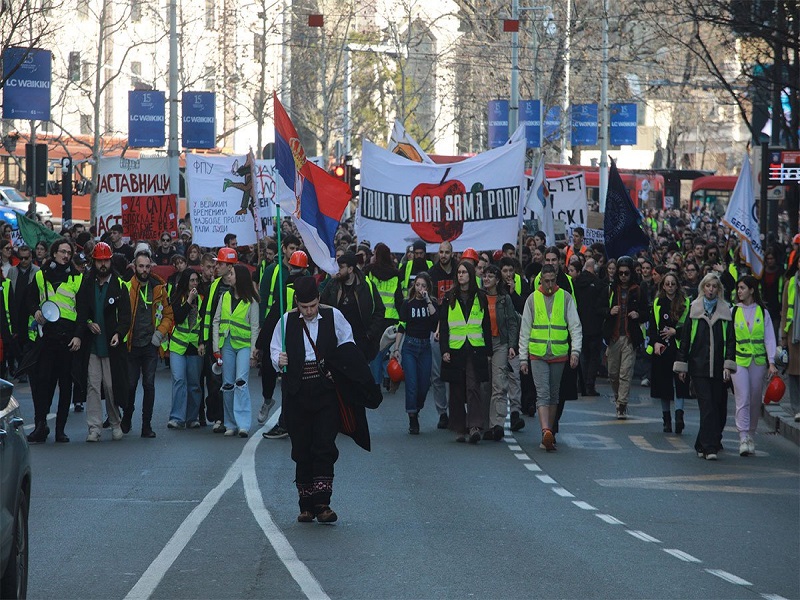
[571,103,598,146]
[2,47,52,120]
[519,100,542,148]
[488,99,509,148]
[610,103,638,145]
[182,91,216,149]
[544,106,561,142]
[128,90,166,147]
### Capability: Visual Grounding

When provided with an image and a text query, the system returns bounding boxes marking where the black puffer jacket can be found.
[673,296,737,378]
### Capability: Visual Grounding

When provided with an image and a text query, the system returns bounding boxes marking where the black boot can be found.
[27,421,50,444]
[662,411,672,433]
[408,413,419,435]
[55,425,70,443]
[675,409,685,434]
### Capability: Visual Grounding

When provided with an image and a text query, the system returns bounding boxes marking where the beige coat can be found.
[779,277,800,376]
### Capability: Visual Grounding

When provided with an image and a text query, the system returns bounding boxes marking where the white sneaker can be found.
[747,436,755,455]
[739,440,749,456]
[641,378,650,387]
[705,453,718,461]
[257,398,275,425]
[223,428,236,436]
[86,431,101,442]
[111,427,124,441]
[795,413,800,423]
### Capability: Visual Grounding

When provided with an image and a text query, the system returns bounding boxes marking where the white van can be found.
[0,186,53,220]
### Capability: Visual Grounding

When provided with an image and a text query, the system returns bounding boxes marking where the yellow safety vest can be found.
[447,295,485,349]
[646,297,689,354]
[169,297,203,355]
[513,273,522,296]
[734,305,767,367]
[403,259,433,292]
[35,269,82,322]
[528,289,569,358]
[202,277,222,341]
[786,277,796,333]
[219,291,252,350]
[368,274,400,321]
[0,282,11,335]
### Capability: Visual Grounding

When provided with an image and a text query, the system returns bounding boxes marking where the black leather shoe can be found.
[437,413,449,429]
[492,425,505,441]
[141,426,156,438]
[55,430,70,443]
[27,422,50,444]
[510,411,525,432]
[121,416,132,434]
[102,418,111,429]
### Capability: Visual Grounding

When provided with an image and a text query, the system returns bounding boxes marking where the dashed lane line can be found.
[705,569,753,586]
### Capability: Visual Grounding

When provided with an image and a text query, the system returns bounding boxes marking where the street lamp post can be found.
[599,0,609,212]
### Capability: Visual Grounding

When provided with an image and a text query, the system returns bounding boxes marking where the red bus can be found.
[690,175,737,217]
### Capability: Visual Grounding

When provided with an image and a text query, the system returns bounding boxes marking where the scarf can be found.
[703,296,717,317]
[793,276,800,345]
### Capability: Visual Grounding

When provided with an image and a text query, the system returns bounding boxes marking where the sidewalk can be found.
[762,404,800,446]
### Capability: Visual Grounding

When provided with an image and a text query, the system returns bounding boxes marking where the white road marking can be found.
[625,530,661,543]
[705,569,752,586]
[572,501,597,510]
[514,452,530,460]
[761,594,790,600]
[663,549,702,563]
[596,514,624,525]
[551,487,574,498]
[507,444,522,451]
[523,462,542,472]
[535,474,556,484]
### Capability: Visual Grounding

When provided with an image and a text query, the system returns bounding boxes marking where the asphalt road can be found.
[14,365,800,600]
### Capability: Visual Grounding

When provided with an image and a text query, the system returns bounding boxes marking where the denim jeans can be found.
[221,338,252,432]
[127,344,159,426]
[401,336,432,414]
[169,351,203,425]
[430,336,448,415]
[370,345,391,385]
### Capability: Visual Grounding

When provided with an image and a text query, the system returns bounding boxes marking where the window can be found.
[205,0,214,29]
[131,0,141,22]
[81,60,92,85]
[80,114,93,135]
[76,0,88,19]
[131,61,143,88]
[204,65,215,91]
[254,33,264,63]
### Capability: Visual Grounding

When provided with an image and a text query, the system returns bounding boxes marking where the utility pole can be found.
[599,0,609,212]
[168,0,179,197]
[510,0,520,133]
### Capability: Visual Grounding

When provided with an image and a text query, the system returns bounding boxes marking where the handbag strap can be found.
[301,319,321,363]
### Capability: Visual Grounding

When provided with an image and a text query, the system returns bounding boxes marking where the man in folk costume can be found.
[270,276,356,524]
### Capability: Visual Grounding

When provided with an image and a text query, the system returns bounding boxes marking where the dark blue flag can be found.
[603,159,650,259]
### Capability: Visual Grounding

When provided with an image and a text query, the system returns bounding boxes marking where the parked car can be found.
[0,378,30,599]
[0,186,52,220]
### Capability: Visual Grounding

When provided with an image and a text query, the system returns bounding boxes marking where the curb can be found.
[762,403,800,446]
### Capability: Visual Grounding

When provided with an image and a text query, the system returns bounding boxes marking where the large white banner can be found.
[355,139,525,252]
[185,153,258,247]
[95,156,172,239]
[548,172,588,233]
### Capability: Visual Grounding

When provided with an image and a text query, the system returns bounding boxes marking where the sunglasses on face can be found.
[618,270,630,276]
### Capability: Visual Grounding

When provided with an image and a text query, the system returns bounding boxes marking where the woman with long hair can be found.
[185,243,202,266]
[732,276,778,456]
[674,273,737,460]
[439,260,492,443]
[392,271,438,434]
[648,273,691,434]
[366,242,404,385]
[212,264,261,437]
[34,241,48,266]
[167,269,204,428]
[780,251,800,423]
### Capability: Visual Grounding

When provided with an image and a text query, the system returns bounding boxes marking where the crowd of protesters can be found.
[3,203,798,462]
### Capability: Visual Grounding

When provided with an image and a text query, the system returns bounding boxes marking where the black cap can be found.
[293,276,319,303]
[412,240,426,252]
[338,252,357,268]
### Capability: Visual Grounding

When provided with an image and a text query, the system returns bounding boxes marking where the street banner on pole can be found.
[356,138,525,253]
[571,104,598,146]
[488,100,510,149]
[520,100,542,148]
[2,47,51,121]
[544,106,560,142]
[181,92,216,149]
[610,103,638,146]
[185,153,258,247]
[722,152,763,277]
[128,90,166,148]
[95,156,172,238]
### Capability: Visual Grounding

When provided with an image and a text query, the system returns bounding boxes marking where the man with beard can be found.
[26,238,90,444]
[122,251,174,437]
[320,252,385,361]
[428,241,456,428]
[82,242,131,442]
[402,240,433,296]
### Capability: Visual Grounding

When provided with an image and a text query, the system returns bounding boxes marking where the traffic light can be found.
[25,143,48,197]
[331,164,346,180]
[347,165,360,199]
[68,51,81,82]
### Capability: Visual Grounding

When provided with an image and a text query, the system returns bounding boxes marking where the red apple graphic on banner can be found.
[410,168,466,243]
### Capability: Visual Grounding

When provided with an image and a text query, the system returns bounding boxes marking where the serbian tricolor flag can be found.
[274,93,352,274]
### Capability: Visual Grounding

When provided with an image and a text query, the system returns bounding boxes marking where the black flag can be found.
[603,159,650,259]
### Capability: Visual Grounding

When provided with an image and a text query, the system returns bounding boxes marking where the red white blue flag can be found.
[274,93,352,274]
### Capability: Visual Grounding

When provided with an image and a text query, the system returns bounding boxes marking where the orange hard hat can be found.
[461,247,479,263]
[92,241,113,260]
[793,233,800,245]
[289,250,309,269]
[387,357,405,383]
[215,247,238,264]
[764,375,786,404]
[492,249,503,262]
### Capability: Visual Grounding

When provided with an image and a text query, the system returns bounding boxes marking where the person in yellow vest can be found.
[25,238,90,444]
[402,240,433,295]
[565,227,587,267]
[123,251,174,438]
[779,251,800,422]
[439,260,493,444]
[731,276,778,456]
[212,264,260,437]
[365,242,404,385]
[673,273,737,461]
[167,269,204,429]
[519,264,582,452]
[647,273,691,434]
